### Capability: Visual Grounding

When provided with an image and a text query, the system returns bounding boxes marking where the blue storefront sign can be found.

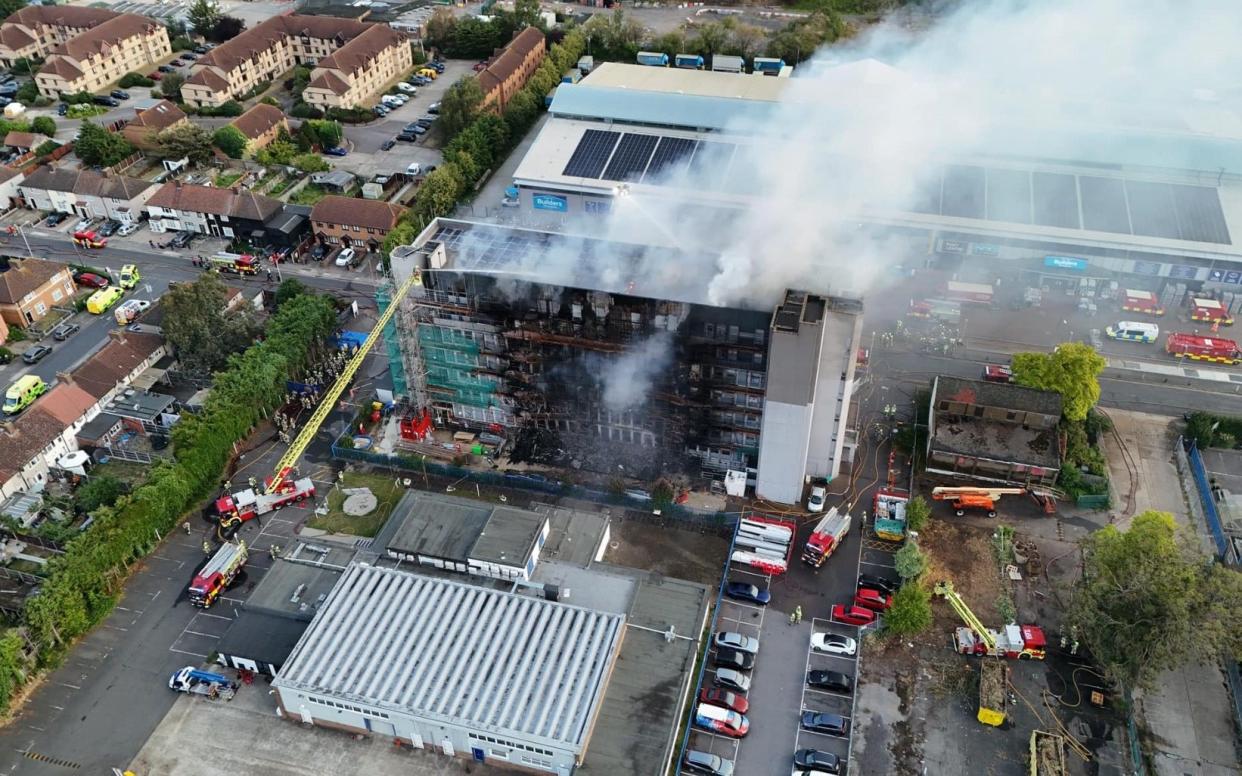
[970,243,999,256]
[1226,270,1242,285]
[1044,255,1088,271]
[533,194,568,212]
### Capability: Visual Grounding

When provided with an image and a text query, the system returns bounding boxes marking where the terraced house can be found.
[182,15,409,109]
[23,10,170,98]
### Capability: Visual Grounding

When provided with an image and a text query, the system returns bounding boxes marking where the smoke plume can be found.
[598,333,674,410]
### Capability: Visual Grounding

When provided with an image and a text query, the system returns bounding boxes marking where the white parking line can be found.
[194,611,232,621]
[183,629,219,639]
[168,647,207,658]
[859,558,897,569]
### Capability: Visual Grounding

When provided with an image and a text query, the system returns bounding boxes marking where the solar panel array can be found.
[918,165,1231,244]
[561,129,737,185]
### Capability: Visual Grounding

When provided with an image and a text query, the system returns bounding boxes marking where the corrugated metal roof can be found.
[274,564,624,750]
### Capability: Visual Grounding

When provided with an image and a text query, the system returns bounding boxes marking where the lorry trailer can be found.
[801,508,850,567]
[978,659,1007,726]
[1165,333,1241,364]
[1120,289,1164,316]
[730,550,788,575]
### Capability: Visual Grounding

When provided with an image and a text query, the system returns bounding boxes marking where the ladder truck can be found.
[168,667,238,700]
[213,468,316,539]
[931,486,1025,517]
[189,540,247,608]
[801,507,851,567]
[935,581,1047,660]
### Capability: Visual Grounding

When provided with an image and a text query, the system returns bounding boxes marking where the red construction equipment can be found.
[1165,333,1241,364]
[931,486,1026,517]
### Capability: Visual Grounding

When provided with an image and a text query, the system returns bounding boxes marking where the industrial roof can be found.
[242,547,349,620]
[579,61,790,101]
[551,84,776,133]
[217,610,307,668]
[385,491,492,559]
[933,376,1064,417]
[471,506,546,566]
[274,564,624,751]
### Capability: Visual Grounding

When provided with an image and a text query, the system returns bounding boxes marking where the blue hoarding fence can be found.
[1186,439,1229,560]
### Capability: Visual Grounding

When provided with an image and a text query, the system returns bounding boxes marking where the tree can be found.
[74,121,135,167]
[304,119,343,149]
[15,81,38,104]
[904,496,931,533]
[210,16,245,43]
[1071,511,1242,689]
[513,0,543,29]
[158,72,185,99]
[162,272,261,372]
[255,138,298,166]
[438,78,485,140]
[884,583,933,635]
[381,217,418,258]
[292,153,328,173]
[74,475,126,513]
[154,123,214,165]
[425,9,457,51]
[31,116,55,137]
[894,541,927,581]
[412,164,465,223]
[689,22,730,58]
[211,125,248,159]
[1011,342,1106,422]
[187,0,221,37]
[448,16,505,59]
[0,0,26,19]
[274,278,309,307]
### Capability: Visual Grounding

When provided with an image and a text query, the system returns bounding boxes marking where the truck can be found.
[189,540,247,608]
[674,53,704,69]
[72,230,106,249]
[119,263,141,290]
[208,252,260,276]
[1190,297,1234,326]
[1120,289,1164,316]
[954,623,1048,660]
[931,486,1025,517]
[213,473,316,537]
[873,489,910,542]
[907,298,961,324]
[113,298,150,325]
[3,375,47,414]
[1165,333,1241,364]
[801,507,850,567]
[636,51,669,67]
[86,286,124,314]
[168,666,237,700]
[942,281,994,304]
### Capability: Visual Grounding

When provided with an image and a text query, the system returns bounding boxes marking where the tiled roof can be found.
[315,23,406,76]
[147,181,283,221]
[306,69,350,95]
[228,103,286,141]
[5,5,120,30]
[4,131,37,149]
[38,382,96,426]
[129,100,187,131]
[71,331,164,400]
[0,406,64,484]
[0,25,34,50]
[310,195,405,231]
[51,12,159,61]
[479,26,544,95]
[37,56,83,80]
[19,165,156,201]
[197,14,369,73]
[0,258,69,305]
[185,67,230,90]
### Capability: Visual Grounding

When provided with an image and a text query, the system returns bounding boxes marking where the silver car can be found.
[715,631,759,655]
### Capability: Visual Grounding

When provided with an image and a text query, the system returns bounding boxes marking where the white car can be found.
[807,485,827,512]
[406,162,422,176]
[381,95,402,106]
[714,631,759,655]
[397,82,416,94]
[810,633,857,656]
[117,222,140,236]
[391,94,408,105]
[334,247,356,267]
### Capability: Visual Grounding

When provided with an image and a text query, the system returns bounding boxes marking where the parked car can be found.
[148,71,163,80]
[807,670,853,694]
[310,243,327,261]
[807,485,827,512]
[193,45,209,54]
[857,574,898,595]
[405,162,422,176]
[324,146,348,157]
[21,344,51,364]
[713,667,750,693]
[831,604,877,626]
[373,105,389,116]
[794,749,841,773]
[415,117,435,128]
[412,76,429,86]
[45,211,66,226]
[397,82,416,93]
[854,588,892,612]
[73,272,109,289]
[170,231,194,248]
[117,222,140,236]
[93,95,119,107]
[380,138,396,151]
[169,59,185,67]
[724,582,771,605]
[699,688,748,714]
[427,101,440,114]
[411,125,427,135]
[810,633,857,656]
[97,220,120,237]
[158,64,175,73]
[397,132,417,142]
[431,61,445,73]
[715,631,759,655]
[714,648,755,671]
[51,322,80,341]
[683,750,733,776]
[694,703,748,738]
[110,89,130,100]
[57,102,68,116]
[182,52,198,60]
[800,711,849,737]
[334,247,356,267]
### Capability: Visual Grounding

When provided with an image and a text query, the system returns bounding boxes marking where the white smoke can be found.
[598,333,674,410]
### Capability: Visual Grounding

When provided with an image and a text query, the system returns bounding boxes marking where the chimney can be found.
[0,420,18,439]
[57,371,74,387]
[107,329,127,345]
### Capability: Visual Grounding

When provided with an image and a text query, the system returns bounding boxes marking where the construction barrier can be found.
[1185,439,1231,561]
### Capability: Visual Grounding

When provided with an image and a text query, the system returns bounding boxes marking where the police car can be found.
[694,702,750,738]
[1104,321,1159,343]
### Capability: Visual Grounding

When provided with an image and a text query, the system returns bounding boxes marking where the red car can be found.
[699,687,748,714]
[72,230,107,249]
[148,71,163,80]
[74,272,109,288]
[854,588,892,612]
[831,604,877,626]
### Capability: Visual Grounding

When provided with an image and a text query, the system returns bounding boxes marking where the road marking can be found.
[183,629,219,639]
[19,750,81,769]
[169,647,207,658]
[195,611,232,621]
[860,558,897,569]
[57,683,80,690]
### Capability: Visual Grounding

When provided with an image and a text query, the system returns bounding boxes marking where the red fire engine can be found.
[1120,289,1164,316]
[1165,333,1242,364]
[214,468,315,537]
[1189,298,1234,326]
[189,540,247,608]
[801,508,850,568]
[942,281,994,304]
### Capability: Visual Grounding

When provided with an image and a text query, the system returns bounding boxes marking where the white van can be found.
[1104,321,1158,343]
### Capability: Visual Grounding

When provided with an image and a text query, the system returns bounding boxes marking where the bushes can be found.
[324,106,373,124]
[171,35,194,51]
[15,81,39,104]
[191,101,244,117]
[884,582,932,635]
[61,91,95,105]
[31,116,56,137]
[1187,411,1242,449]
[894,541,927,581]
[289,102,324,120]
[118,72,156,88]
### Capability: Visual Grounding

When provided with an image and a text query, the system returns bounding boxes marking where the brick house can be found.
[477,26,546,114]
[310,195,406,253]
[0,258,75,328]
[122,100,189,151]
[146,181,307,247]
[303,24,412,111]
[227,103,288,156]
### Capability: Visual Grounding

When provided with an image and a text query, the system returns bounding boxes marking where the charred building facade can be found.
[387,220,862,501]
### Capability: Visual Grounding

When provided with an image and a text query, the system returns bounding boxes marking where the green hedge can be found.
[5,291,336,707]
[1187,411,1242,449]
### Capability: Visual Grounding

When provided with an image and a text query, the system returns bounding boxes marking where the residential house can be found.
[182,15,406,109]
[18,165,159,224]
[4,131,38,153]
[303,24,412,110]
[0,5,119,68]
[121,99,189,151]
[477,26,546,113]
[31,12,171,98]
[925,375,1063,486]
[0,167,25,210]
[310,195,405,253]
[0,258,75,328]
[0,314,9,346]
[145,181,305,246]
[227,103,288,156]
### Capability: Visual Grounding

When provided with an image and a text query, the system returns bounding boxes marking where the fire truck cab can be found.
[1190,298,1234,326]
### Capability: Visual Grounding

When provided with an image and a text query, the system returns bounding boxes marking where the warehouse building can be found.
[272,564,625,773]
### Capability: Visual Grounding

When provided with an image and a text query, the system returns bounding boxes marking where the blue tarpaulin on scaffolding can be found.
[331,330,368,351]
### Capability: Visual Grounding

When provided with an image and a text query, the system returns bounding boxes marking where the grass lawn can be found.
[66,104,108,119]
[306,470,404,537]
[91,459,152,488]
[289,182,328,205]
[215,170,244,187]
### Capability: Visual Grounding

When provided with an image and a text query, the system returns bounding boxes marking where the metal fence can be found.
[1076,494,1111,509]
[1184,439,1231,560]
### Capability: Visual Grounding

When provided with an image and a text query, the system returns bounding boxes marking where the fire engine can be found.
[936,581,1046,659]
[1189,297,1233,326]
[801,507,850,567]
[1165,333,1241,364]
[942,281,994,304]
[908,298,962,323]
[72,230,106,249]
[189,540,247,608]
[214,468,315,538]
[931,486,1025,517]
[208,252,260,276]
[1120,289,1164,316]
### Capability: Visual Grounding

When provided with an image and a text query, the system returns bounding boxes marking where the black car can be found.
[807,670,852,694]
[684,750,732,776]
[57,102,68,116]
[110,89,130,100]
[97,220,119,237]
[380,138,396,151]
[800,711,848,737]
[21,344,51,364]
[714,648,755,671]
[45,212,66,226]
[51,322,80,341]
[158,64,175,73]
[794,749,841,773]
[397,132,418,142]
[310,243,328,261]
[415,117,435,128]
[857,574,898,595]
[193,45,209,54]
[182,52,198,60]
